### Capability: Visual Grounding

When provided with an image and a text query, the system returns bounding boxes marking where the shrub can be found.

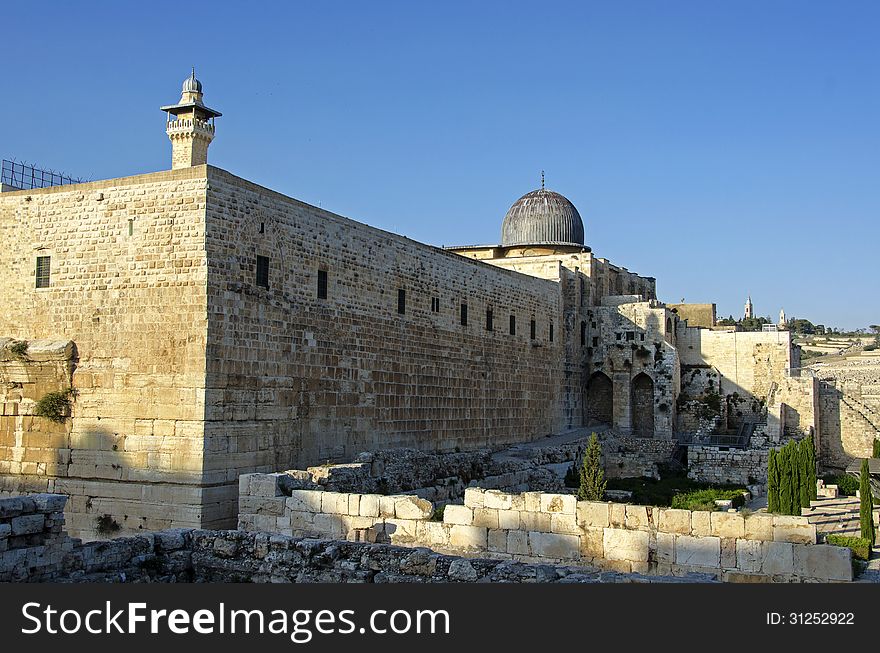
[671,488,746,512]
[8,340,28,360]
[95,514,121,535]
[860,458,875,544]
[430,505,445,522]
[825,534,871,561]
[33,388,75,423]
[564,460,580,488]
[577,433,607,501]
[821,473,860,496]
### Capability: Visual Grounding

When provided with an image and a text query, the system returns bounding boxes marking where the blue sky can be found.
[5,2,878,329]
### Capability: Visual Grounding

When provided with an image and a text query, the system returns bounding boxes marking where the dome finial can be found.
[541,170,545,190]
[191,66,196,80]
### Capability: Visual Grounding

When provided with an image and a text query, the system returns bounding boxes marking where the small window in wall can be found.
[549,322,554,342]
[616,332,623,341]
[592,336,599,347]
[626,331,635,341]
[530,319,536,340]
[256,255,270,288]
[486,308,494,331]
[460,303,468,326]
[431,297,440,313]
[317,269,328,299]
[509,315,516,335]
[397,289,406,314]
[580,321,587,345]
[35,256,51,288]
[640,333,645,341]
[127,219,134,237]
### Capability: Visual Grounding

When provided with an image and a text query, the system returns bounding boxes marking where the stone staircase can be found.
[840,394,880,434]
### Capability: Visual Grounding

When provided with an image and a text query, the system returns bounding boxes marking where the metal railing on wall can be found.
[1,159,86,190]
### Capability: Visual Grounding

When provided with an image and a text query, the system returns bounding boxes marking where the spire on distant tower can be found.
[744,294,754,320]
[541,170,545,190]
[160,70,222,170]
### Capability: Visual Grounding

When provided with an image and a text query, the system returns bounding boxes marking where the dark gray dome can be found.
[500,188,585,247]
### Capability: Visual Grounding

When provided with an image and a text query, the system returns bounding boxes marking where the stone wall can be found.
[0,167,211,538]
[668,303,716,329]
[0,494,710,583]
[603,436,678,479]
[687,446,768,487]
[238,476,853,582]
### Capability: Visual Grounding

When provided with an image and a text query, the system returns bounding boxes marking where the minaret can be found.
[160,69,222,170]
[778,308,786,328]
[744,295,754,320]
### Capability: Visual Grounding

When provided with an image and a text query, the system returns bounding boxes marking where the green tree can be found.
[778,445,793,516]
[859,458,875,545]
[805,435,817,502]
[798,436,815,507]
[767,449,780,513]
[578,433,607,501]
[873,438,880,459]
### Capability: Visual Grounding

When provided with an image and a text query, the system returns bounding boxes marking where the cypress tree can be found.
[806,435,817,502]
[860,458,875,545]
[779,445,792,516]
[578,433,607,501]
[873,438,880,459]
[767,449,779,513]
[798,438,812,509]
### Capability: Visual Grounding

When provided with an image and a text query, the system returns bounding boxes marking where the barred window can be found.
[256,255,270,289]
[35,256,51,288]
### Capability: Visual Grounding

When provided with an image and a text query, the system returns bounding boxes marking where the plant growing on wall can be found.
[33,388,76,423]
[8,340,29,360]
[578,433,607,501]
[860,458,875,545]
[767,449,780,513]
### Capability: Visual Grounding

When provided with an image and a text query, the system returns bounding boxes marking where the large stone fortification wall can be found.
[0,168,211,538]
[238,474,853,582]
[200,167,568,525]
[1,495,707,583]
[812,360,880,469]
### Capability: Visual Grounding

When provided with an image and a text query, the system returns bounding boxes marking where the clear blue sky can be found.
[5,1,878,330]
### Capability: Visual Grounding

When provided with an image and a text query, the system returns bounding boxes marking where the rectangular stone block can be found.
[286,490,324,513]
[772,516,816,544]
[420,521,450,547]
[288,511,316,530]
[625,505,650,530]
[248,474,286,497]
[463,487,485,509]
[10,514,45,536]
[711,512,745,539]
[498,509,521,530]
[523,492,542,512]
[761,541,794,575]
[358,494,380,518]
[472,508,499,529]
[736,539,763,573]
[519,511,551,532]
[675,535,720,568]
[550,513,580,535]
[610,503,627,528]
[792,544,852,582]
[690,511,711,537]
[484,490,513,510]
[658,508,691,535]
[577,501,610,528]
[603,528,649,562]
[721,538,737,569]
[580,527,604,559]
[443,504,473,526]
[239,496,286,516]
[657,531,675,564]
[449,525,487,550]
[508,530,529,555]
[32,494,67,513]
[488,529,507,553]
[378,496,397,518]
[347,494,360,516]
[743,513,774,541]
[528,531,580,560]
[0,523,11,539]
[312,513,346,538]
[540,493,576,514]
[393,496,432,520]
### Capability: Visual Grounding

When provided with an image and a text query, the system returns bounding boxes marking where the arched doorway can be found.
[585,372,613,425]
[631,373,655,437]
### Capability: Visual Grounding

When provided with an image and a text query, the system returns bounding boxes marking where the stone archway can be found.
[631,373,655,437]
[585,371,613,425]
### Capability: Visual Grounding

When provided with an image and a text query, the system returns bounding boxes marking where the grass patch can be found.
[825,534,871,561]
[606,471,746,508]
[671,488,746,511]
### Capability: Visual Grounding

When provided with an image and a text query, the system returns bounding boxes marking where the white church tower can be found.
[744,295,754,320]
[161,69,222,170]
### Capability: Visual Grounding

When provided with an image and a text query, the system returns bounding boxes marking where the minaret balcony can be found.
[166,117,215,137]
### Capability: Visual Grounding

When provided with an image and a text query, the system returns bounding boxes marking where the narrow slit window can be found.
[509,315,516,335]
[397,289,406,314]
[486,308,493,331]
[256,255,270,289]
[317,269,328,299]
[580,321,587,345]
[549,322,554,342]
[431,297,440,313]
[530,319,536,340]
[35,256,51,289]
[460,303,468,326]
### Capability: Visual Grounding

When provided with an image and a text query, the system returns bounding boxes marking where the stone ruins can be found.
[0,74,877,582]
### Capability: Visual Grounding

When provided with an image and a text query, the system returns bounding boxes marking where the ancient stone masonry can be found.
[1,495,713,583]
[687,446,768,491]
[238,475,854,582]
